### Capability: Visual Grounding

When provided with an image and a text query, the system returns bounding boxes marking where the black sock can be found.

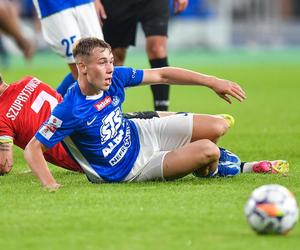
[240,162,245,173]
[149,58,170,111]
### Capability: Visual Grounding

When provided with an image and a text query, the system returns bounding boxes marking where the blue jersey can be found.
[36,67,144,182]
[33,0,94,18]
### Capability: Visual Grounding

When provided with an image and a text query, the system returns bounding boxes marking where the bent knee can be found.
[212,118,229,138]
[196,139,220,162]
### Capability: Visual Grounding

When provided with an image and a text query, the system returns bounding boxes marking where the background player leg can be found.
[147,36,170,111]
[111,48,127,66]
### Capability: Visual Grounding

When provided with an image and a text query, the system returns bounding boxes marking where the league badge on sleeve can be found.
[39,115,63,140]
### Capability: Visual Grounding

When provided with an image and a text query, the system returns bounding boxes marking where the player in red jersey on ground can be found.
[0,74,81,174]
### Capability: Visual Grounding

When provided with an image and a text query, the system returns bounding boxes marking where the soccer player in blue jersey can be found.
[33,0,103,94]
[24,37,249,190]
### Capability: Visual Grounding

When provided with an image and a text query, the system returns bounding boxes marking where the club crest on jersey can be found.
[112,96,120,106]
[94,96,112,111]
[39,115,62,140]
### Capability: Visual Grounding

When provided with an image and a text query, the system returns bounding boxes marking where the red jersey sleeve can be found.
[0,115,14,138]
[0,77,62,149]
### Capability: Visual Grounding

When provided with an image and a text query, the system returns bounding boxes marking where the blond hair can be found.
[72,37,111,61]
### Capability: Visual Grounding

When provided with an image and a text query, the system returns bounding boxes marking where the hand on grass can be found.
[44,182,62,192]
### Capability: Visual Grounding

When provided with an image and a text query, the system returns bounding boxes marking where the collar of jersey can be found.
[75,82,104,100]
[85,91,104,100]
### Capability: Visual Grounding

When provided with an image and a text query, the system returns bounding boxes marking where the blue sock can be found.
[56,73,75,96]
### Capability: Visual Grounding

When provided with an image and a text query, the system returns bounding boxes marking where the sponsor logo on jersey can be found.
[100,108,122,144]
[108,123,131,166]
[94,96,112,111]
[112,96,120,106]
[39,115,62,140]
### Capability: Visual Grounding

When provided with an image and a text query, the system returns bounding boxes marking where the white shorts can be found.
[124,113,193,182]
[40,3,104,63]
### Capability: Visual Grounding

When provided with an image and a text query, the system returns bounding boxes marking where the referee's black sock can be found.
[149,57,170,111]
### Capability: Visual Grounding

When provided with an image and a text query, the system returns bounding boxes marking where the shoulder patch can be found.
[39,115,62,140]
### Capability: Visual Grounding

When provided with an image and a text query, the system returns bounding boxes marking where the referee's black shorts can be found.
[102,0,169,48]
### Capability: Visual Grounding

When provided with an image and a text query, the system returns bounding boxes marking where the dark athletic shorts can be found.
[102,0,169,48]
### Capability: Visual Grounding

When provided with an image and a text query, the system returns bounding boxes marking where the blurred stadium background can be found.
[1,0,300,58]
[1,1,300,249]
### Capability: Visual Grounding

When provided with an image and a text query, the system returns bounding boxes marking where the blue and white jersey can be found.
[33,0,94,18]
[36,67,144,182]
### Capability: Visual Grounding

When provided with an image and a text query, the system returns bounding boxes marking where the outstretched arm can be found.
[24,137,61,191]
[142,67,246,104]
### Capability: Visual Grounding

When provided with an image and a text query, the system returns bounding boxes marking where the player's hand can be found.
[44,182,62,192]
[16,37,35,60]
[95,0,107,25]
[173,0,189,14]
[0,143,13,175]
[211,78,246,104]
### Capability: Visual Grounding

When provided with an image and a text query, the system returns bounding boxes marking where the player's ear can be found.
[77,61,87,75]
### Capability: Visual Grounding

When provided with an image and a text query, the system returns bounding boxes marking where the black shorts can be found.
[102,0,169,48]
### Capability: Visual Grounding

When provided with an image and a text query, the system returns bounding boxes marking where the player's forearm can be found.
[166,67,219,88]
[144,67,217,88]
[143,67,246,103]
[24,141,58,188]
[0,137,13,174]
[0,1,22,40]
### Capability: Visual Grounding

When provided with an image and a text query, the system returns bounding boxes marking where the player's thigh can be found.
[150,113,193,151]
[163,139,219,180]
[102,0,138,48]
[40,9,81,63]
[140,0,169,37]
[191,114,229,142]
[127,114,192,181]
[128,151,167,182]
[132,115,192,153]
[75,3,103,40]
[128,139,219,182]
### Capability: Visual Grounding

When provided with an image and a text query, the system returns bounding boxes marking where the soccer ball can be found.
[244,184,299,234]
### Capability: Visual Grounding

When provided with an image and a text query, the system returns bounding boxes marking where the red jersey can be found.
[0,76,81,172]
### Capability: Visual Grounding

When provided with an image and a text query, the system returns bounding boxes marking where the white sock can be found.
[242,162,258,173]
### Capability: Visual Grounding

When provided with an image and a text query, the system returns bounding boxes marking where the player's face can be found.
[85,47,114,91]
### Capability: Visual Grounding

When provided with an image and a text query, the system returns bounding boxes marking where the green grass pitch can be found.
[0,49,300,250]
